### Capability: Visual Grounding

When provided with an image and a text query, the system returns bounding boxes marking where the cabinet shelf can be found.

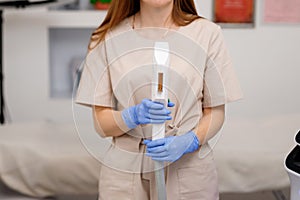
[5,9,107,28]
[5,8,107,99]
[46,10,107,98]
[49,27,94,98]
[47,10,107,28]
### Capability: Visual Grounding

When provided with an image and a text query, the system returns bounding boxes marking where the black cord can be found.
[0,0,57,8]
[0,10,4,124]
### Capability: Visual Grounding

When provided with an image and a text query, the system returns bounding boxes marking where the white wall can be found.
[3,1,300,123]
[196,1,300,120]
[3,9,105,123]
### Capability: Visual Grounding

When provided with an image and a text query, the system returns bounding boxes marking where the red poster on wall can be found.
[214,0,254,24]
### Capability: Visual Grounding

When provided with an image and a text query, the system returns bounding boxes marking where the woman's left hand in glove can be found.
[143,131,200,162]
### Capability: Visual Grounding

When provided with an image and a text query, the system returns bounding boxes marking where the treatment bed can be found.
[0,114,299,198]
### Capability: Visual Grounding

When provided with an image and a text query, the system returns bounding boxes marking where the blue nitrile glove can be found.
[144,131,200,162]
[122,99,173,129]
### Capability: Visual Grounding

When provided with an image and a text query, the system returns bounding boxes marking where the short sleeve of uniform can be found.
[75,41,114,107]
[203,26,243,108]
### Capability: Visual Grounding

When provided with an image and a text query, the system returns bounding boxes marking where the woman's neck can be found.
[137,2,174,28]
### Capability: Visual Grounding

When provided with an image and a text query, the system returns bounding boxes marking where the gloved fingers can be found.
[146,151,169,158]
[142,99,164,110]
[148,114,172,120]
[146,145,166,153]
[143,112,172,120]
[138,117,151,124]
[152,100,165,106]
[148,108,171,116]
[144,138,166,148]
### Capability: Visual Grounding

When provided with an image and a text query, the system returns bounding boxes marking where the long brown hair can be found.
[89,0,200,49]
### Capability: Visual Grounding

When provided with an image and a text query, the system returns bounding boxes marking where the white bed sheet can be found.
[0,121,101,197]
[215,114,299,193]
[0,114,299,197]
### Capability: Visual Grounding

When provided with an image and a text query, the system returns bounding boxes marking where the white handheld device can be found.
[152,42,169,140]
[152,42,169,200]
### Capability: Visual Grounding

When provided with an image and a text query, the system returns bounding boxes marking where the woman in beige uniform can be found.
[76,0,242,199]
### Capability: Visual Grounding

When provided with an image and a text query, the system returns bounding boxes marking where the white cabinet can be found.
[4,9,106,121]
[47,10,107,28]
[48,10,106,98]
[49,27,93,98]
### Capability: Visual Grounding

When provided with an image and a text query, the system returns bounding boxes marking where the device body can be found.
[152,42,170,200]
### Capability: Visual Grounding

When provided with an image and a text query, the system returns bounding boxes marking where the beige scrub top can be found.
[76,17,242,173]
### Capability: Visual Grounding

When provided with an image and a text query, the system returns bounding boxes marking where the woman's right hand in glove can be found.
[122,99,173,129]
